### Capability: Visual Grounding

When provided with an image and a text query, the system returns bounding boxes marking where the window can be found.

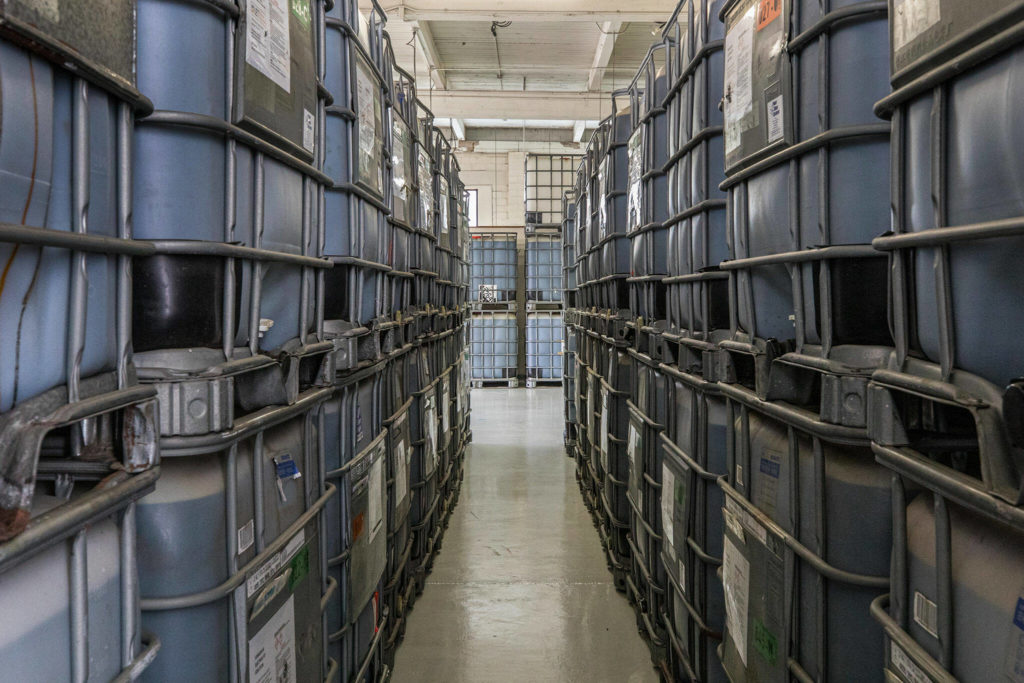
[466,188,479,227]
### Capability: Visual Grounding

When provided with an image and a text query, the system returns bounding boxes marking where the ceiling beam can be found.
[413,20,447,90]
[375,1,675,22]
[457,140,587,155]
[572,120,586,142]
[587,21,622,91]
[451,118,467,140]
[413,90,613,122]
[467,127,578,142]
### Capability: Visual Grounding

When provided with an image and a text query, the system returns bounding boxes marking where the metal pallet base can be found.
[471,378,518,388]
[469,301,517,312]
[525,377,562,388]
[525,301,563,312]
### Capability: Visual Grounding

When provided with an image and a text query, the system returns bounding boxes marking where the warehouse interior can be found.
[0,0,1021,681]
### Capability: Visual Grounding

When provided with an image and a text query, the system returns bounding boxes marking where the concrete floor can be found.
[393,387,659,683]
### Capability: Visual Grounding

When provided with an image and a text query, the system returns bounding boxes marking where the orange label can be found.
[352,512,365,540]
[757,0,782,31]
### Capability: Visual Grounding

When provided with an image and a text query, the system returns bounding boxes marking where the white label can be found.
[392,120,409,209]
[395,438,408,508]
[891,643,931,683]
[767,95,785,143]
[238,519,255,554]
[627,129,644,231]
[678,559,687,595]
[893,0,941,52]
[661,464,676,555]
[442,385,451,435]
[425,401,439,473]
[368,451,384,544]
[33,0,59,22]
[724,507,746,542]
[914,591,939,638]
[246,530,306,598]
[302,109,315,152]
[627,422,640,476]
[479,284,497,302]
[726,496,768,546]
[600,389,610,464]
[724,3,756,153]
[357,64,378,163]
[418,148,433,221]
[723,536,750,666]
[248,595,296,683]
[598,160,610,232]
[440,177,450,233]
[246,0,291,93]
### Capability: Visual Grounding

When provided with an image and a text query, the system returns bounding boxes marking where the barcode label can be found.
[302,109,315,151]
[891,643,931,683]
[766,95,784,143]
[238,519,255,554]
[914,591,939,638]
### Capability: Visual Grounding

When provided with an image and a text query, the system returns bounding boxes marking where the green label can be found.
[753,618,778,666]
[287,546,310,590]
[674,479,686,508]
[290,0,311,29]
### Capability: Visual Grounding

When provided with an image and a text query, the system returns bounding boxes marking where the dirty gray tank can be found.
[867,6,1024,678]
[0,471,160,682]
[138,397,329,682]
[660,362,728,683]
[625,349,670,645]
[720,406,890,682]
[873,0,1024,390]
[664,0,730,353]
[323,367,387,674]
[0,0,142,414]
[324,0,391,323]
[600,346,634,577]
[720,0,891,348]
[890,494,1024,682]
[134,0,325,358]
[598,105,633,311]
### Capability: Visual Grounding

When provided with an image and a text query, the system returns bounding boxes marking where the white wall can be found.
[455,151,527,227]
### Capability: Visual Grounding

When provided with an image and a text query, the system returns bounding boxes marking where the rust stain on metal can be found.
[0,55,41,409]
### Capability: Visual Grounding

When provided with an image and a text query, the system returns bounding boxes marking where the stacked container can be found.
[525,311,564,387]
[626,42,671,342]
[525,232,564,386]
[0,1,471,681]
[469,232,519,386]
[470,233,517,307]
[559,1,975,681]
[133,0,336,678]
[525,234,563,305]
[470,312,519,387]
[716,0,895,680]
[0,4,161,677]
[562,192,580,450]
[657,4,732,680]
[867,3,1024,681]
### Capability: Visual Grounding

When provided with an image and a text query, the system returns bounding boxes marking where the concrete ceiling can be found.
[366,0,681,144]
